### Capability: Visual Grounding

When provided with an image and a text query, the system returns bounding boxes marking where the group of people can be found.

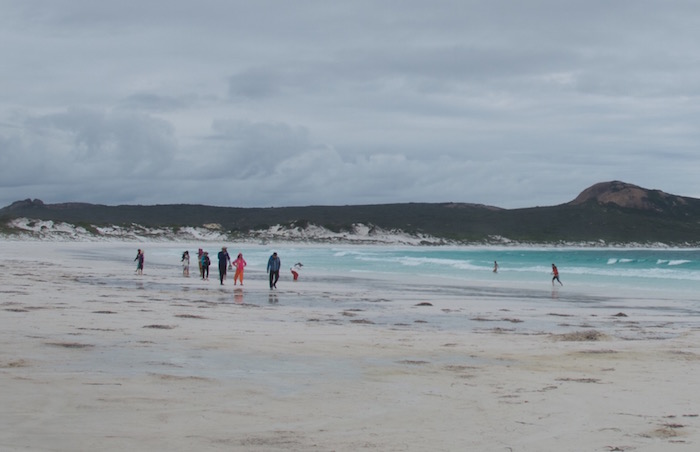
[180,247,248,285]
[178,248,291,289]
[134,247,295,289]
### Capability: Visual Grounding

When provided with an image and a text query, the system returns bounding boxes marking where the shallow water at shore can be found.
[66,241,700,342]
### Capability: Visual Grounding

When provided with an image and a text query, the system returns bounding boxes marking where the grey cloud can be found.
[3,1,700,208]
[118,93,196,112]
[2,109,177,185]
[228,69,282,100]
[206,120,312,178]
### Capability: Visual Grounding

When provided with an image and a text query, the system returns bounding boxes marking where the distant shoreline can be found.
[3,217,699,248]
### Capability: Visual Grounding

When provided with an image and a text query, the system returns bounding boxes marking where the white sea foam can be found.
[667,259,691,266]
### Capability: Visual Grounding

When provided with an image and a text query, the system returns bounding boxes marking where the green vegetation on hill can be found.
[3,181,700,245]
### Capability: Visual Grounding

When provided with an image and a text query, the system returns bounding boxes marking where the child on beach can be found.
[134,249,144,275]
[201,252,210,280]
[181,251,190,277]
[291,262,303,281]
[233,253,247,285]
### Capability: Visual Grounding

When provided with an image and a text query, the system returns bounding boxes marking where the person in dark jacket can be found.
[218,247,230,285]
[267,252,281,289]
[201,252,210,280]
[134,249,144,275]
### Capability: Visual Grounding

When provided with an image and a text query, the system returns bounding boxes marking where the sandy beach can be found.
[1,241,700,451]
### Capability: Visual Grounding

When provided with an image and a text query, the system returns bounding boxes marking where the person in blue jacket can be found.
[267,252,281,289]
[201,252,210,280]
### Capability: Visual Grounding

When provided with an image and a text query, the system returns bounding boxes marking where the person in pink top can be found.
[233,253,247,285]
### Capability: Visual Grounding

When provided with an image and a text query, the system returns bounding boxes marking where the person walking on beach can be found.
[181,251,190,277]
[493,261,499,273]
[551,263,563,286]
[197,248,204,278]
[218,247,230,285]
[233,253,247,285]
[134,249,144,275]
[201,251,210,280]
[267,252,281,289]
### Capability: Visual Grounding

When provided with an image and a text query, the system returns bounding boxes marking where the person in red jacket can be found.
[290,262,303,281]
[551,263,563,286]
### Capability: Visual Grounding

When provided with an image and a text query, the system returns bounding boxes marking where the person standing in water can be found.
[267,252,281,289]
[233,253,247,285]
[181,251,190,277]
[134,249,144,275]
[217,247,230,285]
[493,261,499,273]
[201,251,210,280]
[551,263,563,286]
[197,248,204,278]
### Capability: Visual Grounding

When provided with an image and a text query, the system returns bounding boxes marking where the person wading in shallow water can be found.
[267,252,281,289]
[197,248,204,278]
[201,252,210,280]
[181,251,190,277]
[233,253,247,285]
[134,249,144,275]
[218,247,230,285]
[291,262,303,281]
[551,263,563,286]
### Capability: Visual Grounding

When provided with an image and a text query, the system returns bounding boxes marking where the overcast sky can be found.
[2,1,700,209]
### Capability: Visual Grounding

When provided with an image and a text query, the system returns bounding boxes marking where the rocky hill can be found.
[2,181,700,245]
[569,181,696,214]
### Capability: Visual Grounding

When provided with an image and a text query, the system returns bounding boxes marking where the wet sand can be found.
[1,241,700,451]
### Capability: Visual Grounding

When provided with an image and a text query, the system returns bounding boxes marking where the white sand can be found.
[1,241,700,451]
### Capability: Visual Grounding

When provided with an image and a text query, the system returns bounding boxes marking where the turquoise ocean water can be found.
[142,245,700,295]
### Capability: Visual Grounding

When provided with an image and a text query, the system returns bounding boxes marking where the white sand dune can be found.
[1,241,699,451]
